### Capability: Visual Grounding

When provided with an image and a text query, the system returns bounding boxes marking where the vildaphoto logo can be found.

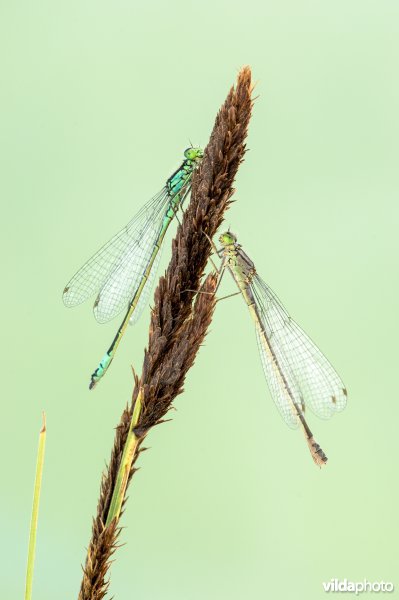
[322,579,394,595]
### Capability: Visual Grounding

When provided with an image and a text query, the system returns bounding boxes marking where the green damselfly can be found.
[215,231,347,466]
[63,147,204,388]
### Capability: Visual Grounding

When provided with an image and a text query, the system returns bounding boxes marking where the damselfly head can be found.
[219,231,237,246]
[184,147,204,161]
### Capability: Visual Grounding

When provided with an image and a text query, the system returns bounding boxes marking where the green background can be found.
[1,1,398,598]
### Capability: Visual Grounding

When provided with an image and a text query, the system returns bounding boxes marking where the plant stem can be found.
[105,392,142,527]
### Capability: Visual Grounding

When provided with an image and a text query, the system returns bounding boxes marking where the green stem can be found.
[25,413,46,600]
[105,392,142,527]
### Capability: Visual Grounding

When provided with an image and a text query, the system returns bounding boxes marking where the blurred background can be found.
[1,1,398,598]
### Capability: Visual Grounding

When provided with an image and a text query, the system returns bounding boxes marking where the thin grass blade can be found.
[25,412,46,600]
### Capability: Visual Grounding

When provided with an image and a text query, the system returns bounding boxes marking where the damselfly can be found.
[63,147,204,388]
[214,231,347,466]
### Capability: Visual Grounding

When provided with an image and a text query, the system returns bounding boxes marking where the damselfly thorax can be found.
[222,241,257,287]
